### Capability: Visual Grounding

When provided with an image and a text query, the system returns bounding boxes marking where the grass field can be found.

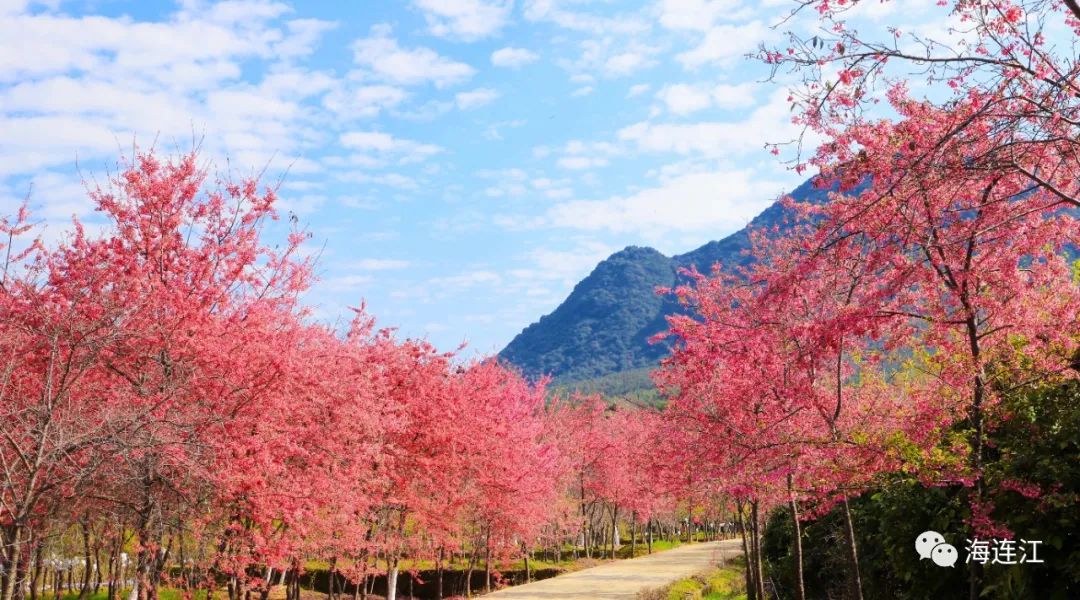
[637,555,748,600]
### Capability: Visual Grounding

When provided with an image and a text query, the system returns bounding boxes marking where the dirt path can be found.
[484,539,742,599]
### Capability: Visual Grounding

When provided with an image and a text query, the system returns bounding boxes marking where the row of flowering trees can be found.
[655,172,1078,598]
[0,151,688,600]
[652,8,1075,595]
[654,0,1080,596]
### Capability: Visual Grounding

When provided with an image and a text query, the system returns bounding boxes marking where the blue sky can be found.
[0,0,950,356]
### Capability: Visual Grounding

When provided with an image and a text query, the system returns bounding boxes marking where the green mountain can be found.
[498,176,831,383]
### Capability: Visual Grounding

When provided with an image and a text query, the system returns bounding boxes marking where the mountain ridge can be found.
[498,176,831,382]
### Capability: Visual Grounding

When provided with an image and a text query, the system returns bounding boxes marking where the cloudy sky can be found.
[0,0,945,356]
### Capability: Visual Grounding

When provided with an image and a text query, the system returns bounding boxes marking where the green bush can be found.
[762,381,1080,599]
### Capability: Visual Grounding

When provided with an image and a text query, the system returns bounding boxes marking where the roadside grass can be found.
[43,590,208,600]
[637,555,747,600]
[43,538,721,600]
[305,536,713,572]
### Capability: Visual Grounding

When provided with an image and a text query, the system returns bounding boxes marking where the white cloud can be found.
[604,51,650,76]
[191,1,292,24]
[655,82,756,115]
[455,87,499,109]
[711,83,758,109]
[351,23,475,87]
[0,1,28,16]
[0,116,120,178]
[0,170,93,223]
[546,169,779,236]
[274,18,338,60]
[618,89,802,156]
[491,47,539,68]
[523,0,649,35]
[571,85,593,97]
[323,84,408,118]
[554,139,620,170]
[275,193,327,216]
[339,131,443,164]
[208,88,299,121]
[619,120,755,155]
[676,20,771,68]
[568,37,661,79]
[390,99,456,121]
[566,139,619,155]
[321,273,374,292]
[477,167,530,197]
[0,4,338,181]
[658,0,750,32]
[430,270,502,287]
[627,83,651,97]
[557,156,608,170]
[413,0,512,41]
[655,84,712,115]
[337,172,419,189]
[351,258,411,270]
[525,240,615,282]
[530,176,573,199]
[482,119,526,140]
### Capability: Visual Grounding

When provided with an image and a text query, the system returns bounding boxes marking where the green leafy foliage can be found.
[637,558,748,600]
[551,366,661,406]
[761,380,1080,599]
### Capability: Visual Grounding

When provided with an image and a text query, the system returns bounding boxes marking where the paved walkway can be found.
[485,539,742,599]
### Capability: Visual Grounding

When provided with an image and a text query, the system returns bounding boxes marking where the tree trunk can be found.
[1,525,24,600]
[93,546,103,594]
[385,559,398,600]
[735,505,756,600]
[106,534,118,600]
[148,540,170,600]
[966,311,986,600]
[751,501,765,600]
[521,543,530,584]
[327,557,337,600]
[464,548,476,599]
[788,474,806,600]
[132,532,150,600]
[610,507,619,559]
[484,529,492,593]
[840,495,864,600]
[78,518,92,600]
[586,521,592,560]
[436,548,444,600]
[28,542,41,600]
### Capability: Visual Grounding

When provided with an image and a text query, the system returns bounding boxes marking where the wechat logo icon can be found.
[916,530,958,567]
